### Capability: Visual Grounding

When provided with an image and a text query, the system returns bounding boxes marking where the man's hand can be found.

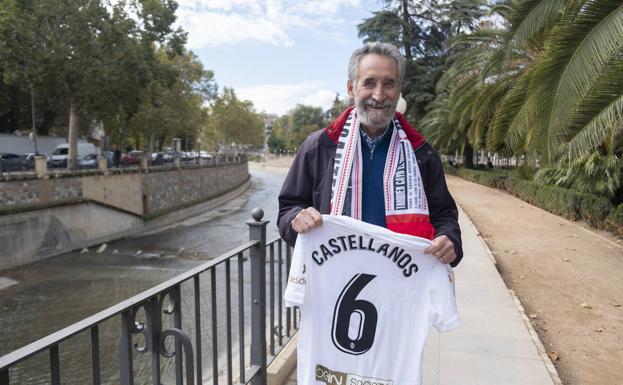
[424,235,456,265]
[291,207,323,234]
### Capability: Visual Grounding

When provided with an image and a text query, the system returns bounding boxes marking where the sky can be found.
[174,0,383,115]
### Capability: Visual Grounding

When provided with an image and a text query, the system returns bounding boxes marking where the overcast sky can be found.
[174,0,382,115]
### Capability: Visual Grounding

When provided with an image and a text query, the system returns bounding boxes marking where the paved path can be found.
[283,206,559,385]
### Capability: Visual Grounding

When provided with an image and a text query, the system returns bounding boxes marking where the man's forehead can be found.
[356,54,398,79]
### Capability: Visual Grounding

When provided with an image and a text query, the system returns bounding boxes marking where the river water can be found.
[0,166,288,384]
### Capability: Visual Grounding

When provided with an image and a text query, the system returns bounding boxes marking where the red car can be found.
[120,150,142,165]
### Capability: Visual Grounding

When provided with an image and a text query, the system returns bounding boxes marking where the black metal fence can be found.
[0,208,299,385]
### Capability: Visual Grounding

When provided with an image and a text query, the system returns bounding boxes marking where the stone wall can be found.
[0,203,143,270]
[0,176,82,208]
[0,162,249,217]
[0,162,250,270]
[142,163,249,215]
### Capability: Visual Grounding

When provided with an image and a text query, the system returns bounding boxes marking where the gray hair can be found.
[348,42,405,86]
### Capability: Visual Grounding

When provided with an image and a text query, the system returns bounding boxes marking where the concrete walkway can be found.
[284,206,560,385]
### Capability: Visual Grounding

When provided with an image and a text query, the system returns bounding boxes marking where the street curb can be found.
[510,290,563,385]
[268,333,297,385]
[459,206,497,266]
[458,205,563,385]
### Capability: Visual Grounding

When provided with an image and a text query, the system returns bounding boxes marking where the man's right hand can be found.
[291,207,323,234]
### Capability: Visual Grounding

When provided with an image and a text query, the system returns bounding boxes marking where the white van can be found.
[48,142,97,168]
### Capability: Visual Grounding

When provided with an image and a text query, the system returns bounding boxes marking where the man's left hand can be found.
[424,235,456,265]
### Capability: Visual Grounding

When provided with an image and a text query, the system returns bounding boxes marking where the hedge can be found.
[443,164,620,235]
[605,204,623,237]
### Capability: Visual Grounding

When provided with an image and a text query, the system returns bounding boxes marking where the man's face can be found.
[348,53,400,132]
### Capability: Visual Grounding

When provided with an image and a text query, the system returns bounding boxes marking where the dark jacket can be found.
[278,128,463,267]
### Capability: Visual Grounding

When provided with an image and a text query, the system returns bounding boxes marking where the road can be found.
[0,165,289,385]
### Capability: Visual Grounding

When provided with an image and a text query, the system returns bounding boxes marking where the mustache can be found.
[363,98,393,108]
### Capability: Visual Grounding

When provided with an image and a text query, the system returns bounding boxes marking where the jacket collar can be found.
[323,106,426,149]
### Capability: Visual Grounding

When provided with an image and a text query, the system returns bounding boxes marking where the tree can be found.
[0,0,186,168]
[357,0,488,123]
[207,88,264,150]
[329,94,350,120]
[287,105,326,149]
[126,50,216,153]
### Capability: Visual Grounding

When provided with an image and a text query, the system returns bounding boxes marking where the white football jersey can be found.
[285,215,459,385]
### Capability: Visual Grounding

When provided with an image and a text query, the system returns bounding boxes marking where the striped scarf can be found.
[325,107,435,240]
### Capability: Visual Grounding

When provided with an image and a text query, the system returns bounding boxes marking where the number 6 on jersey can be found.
[331,273,378,355]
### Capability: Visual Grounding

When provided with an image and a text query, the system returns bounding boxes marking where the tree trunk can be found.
[8,85,20,132]
[464,137,474,169]
[66,89,79,170]
[401,0,413,60]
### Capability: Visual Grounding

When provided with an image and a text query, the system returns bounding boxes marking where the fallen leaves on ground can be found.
[548,351,560,361]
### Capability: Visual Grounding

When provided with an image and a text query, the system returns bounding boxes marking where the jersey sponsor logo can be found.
[310,234,419,278]
[315,364,393,385]
[316,364,347,385]
[288,275,306,285]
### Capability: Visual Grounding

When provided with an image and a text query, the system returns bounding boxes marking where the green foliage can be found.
[207,88,264,149]
[0,0,186,167]
[579,193,613,226]
[534,151,621,198]
[450,166,616,231]
[422,0,623,181]
[288,105,326,149]
[605,204,623,236]
[358,0,488,125]
[267,133,287,154]
[125,49,216,152]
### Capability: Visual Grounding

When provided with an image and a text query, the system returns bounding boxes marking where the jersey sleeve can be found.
[429,267,460,332]
[284,237,307,307]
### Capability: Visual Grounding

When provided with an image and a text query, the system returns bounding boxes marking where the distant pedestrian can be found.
[113,148,121,167]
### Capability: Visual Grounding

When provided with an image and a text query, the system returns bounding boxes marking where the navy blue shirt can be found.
[360,127,393,228]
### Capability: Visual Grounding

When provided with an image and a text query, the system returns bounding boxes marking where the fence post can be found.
[247,208,268,385]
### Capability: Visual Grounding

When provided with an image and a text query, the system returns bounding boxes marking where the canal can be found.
[0,165,288,384]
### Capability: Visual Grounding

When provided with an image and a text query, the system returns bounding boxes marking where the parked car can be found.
[199,151,213,161]
[0,153,29,172]
[162,151,175,162]
[48,142,97,168]
[23,153,48,169]
[103,151,114,166]
[120,150,142,166]
[150,152,166,165]
[78,153,98,169]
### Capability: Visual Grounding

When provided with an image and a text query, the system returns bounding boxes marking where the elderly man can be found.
[278,42,462,266]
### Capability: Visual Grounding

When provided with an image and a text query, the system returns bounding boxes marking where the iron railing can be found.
[0,208,299,385]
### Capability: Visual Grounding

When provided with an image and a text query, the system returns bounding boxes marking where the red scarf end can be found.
[386,214,435,240]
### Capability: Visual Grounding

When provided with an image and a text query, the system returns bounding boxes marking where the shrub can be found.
[533,185,582,220]
[579,194,613,227]
[447,164,620,236]
[605,204,623,236]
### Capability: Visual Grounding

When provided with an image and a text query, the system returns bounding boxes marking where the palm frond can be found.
[568,94,623,158]
[547,2,623,155]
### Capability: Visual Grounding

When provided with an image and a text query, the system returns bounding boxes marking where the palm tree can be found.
[422,0,623,196]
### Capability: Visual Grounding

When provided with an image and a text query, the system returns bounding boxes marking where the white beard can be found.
[354,97,398,130]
